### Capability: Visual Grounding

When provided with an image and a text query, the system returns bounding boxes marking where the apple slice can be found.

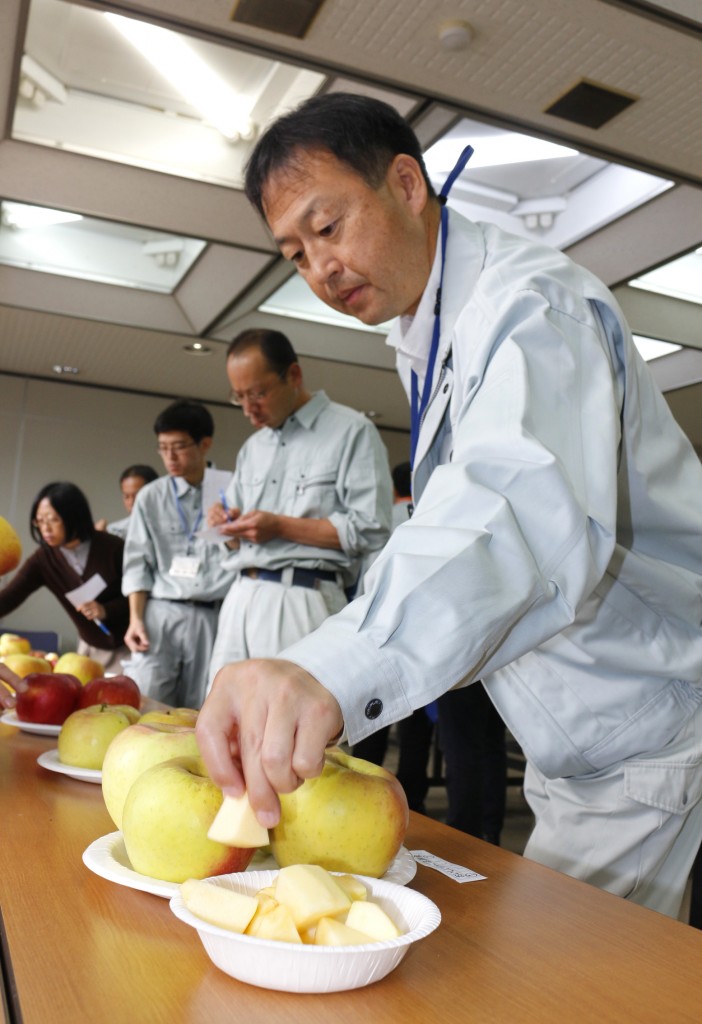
[345,899,401,940]
[180,878,258,933]
[335,874,369,902]
[245,903,302,943]
[274,864,350,932]
[314,916,375,946]
[206,792,269,848]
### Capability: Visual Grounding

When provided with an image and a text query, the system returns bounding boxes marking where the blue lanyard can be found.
[170,477,203,547]
[410,145,474,468]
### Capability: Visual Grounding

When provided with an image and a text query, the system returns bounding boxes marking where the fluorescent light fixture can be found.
[425,132,578,174]
[2,202,82,229]
[104,13,256,141]
[629,248,702,306]
[632,335,681,361]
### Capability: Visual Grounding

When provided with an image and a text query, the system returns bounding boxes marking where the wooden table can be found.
[2,722,702,1024]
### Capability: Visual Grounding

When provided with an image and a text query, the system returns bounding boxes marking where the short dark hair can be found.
[153,399,214,443]
[30,482,95,545]
[226,329,298,377]
[392,461,412,498]
[244,93,436,218]
[119,464,158,485]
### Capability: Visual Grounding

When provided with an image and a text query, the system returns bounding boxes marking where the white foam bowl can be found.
[169,868,441,993]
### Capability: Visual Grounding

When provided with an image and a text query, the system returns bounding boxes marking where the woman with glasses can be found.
[0,481,129,671]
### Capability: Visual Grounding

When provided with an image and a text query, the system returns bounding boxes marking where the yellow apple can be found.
[58,704,139,769]
[0,516,21,576]
[138,707,198,728]
[53,652,104,685]
[270,747,409,878]
[121,755,255,883]
[44,652,59,667]
[0,653,53,677]
[101,722,201,829]
[0,633,31,656]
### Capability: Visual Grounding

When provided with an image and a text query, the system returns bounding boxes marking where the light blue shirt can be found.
[223,391,392,587]
[122,471,235,602]
[284,211,702,779]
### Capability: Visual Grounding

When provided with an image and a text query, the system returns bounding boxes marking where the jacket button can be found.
[365,699,383,720]
[443,383,449,393]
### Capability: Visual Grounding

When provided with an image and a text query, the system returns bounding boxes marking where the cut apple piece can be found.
[207,792,270,848]
[314,916,375,946]
[245,903,302,943]
[345,899,401,940]
[274,864,351,931]
[180,878,258,933]
[335,874,369,902]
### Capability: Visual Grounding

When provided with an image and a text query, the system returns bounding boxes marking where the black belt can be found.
[241,567,339,590]
[160,597,218,610]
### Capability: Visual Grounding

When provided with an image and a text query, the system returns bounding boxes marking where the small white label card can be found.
[169,555,202,578]
[64,573,107,608]
[410,850,487,883]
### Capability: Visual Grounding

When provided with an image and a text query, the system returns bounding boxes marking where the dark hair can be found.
[30,482,95,546]
[119,464,158,485]
[392,461,412,498]
[244,93,436,218]
[153,399,214,443]
[226,329,298,377]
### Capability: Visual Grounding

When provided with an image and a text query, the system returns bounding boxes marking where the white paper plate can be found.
[170,869,441,993]
[1,710,61,736]
[82,831,417,900]
[37,748,102,784]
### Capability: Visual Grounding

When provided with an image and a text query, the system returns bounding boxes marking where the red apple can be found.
[15,673,80,725]
[78,674,140,711]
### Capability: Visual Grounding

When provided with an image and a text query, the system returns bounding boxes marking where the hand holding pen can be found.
[77,600,112,637]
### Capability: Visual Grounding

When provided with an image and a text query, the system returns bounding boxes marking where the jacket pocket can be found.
[624,759,702,815]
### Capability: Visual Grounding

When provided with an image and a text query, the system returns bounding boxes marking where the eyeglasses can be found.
[33,515,63,528]
[156,441,197,456]
[229,370,288,408]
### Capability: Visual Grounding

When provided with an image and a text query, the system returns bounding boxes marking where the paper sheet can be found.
[64,573,107,608]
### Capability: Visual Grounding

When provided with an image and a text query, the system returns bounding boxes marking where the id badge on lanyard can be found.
[169,477,203,577]
[410,144,474,469]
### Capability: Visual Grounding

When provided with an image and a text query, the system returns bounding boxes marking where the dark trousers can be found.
[436,683,507,841]
[352,709,434,813]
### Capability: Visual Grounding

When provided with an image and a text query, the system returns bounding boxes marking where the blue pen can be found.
[94,619,112,637]
[219,489,231,520]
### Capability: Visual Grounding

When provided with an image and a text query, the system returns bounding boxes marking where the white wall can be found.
[0,371,405,649]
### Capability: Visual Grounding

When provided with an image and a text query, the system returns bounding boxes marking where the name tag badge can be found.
[169,555,201,578]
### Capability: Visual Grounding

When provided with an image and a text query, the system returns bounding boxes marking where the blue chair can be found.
[0,627,60,653]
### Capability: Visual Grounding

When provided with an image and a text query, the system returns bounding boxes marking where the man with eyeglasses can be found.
[206,328,392,688]
[121,399,236,707]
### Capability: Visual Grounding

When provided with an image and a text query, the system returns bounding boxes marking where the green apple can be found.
[101,722,201,829]
[58,704,140,769]
[121,755,255,883]
[270,747,409,878]
[0,515,22,576]
[138,707,198,728]
[53,652,104,685]
[0,652,54,677]
[0,633,31,656]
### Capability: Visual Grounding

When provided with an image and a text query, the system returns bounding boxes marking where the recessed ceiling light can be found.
[183,343,211,354]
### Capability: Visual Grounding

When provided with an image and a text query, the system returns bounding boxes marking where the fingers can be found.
[196,659,343,831]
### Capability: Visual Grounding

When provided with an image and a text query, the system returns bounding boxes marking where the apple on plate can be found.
[101,722,201,829]
[0,633,31,656]
[121,755,255,883]
[15,672,80,725]
[52,652,104,685]
[0,515,22,576]
[269,747,409,878]
[58,703,141,769]
[77,674,140,711]
[0,653,54,678]
[138,707,198,728]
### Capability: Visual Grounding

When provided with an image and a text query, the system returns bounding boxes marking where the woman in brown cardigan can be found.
[0,482,129,672]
